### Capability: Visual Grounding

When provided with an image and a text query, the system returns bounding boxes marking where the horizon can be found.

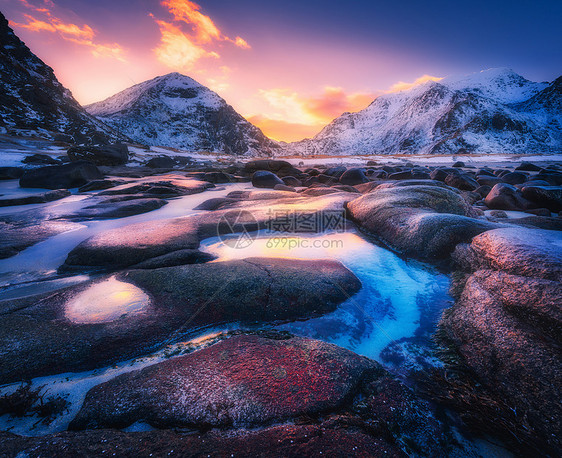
[1,0,561,142]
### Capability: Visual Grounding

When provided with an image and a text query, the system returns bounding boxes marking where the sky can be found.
[1,0,561,142]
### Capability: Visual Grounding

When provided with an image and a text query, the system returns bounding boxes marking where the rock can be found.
[78,179,126,192]
[70,335,374,430]
[536,170,562,186]
[131,249,216,269]
[21,153,59,165]
[468,227,562,281]
[98,178,211,198]
[145,155,176,168]
[476,168,495,176]
[332,184,360,193]
[193,197,239,211]
[19,161,103,189]
[445,173,478,191]
[388,170,413,180]
[474,185,491,198]
[354,181,382,193]
[441,270,562,451]
[68,197,167,219]
[324,166,347,177]
[429,168,449,182]
[375,179,451,190]
[281,176,302,187]
[304,168,320,176]
[202,171,235,183]
[525,208,551,217]
[67,144,129,166]
[489,210,508,218]
[515,162,542,172]
[505,216,562,231]
[501,171,528,185]
[521,185,562,212]
[0,259,361,381]
[317,173,340,185]
[0,220,80,259]
[62,217,201,270]
[0,189,70,207]
[476,175,502,187]
[244,160,301,178]
[0,166,24,180]
[0,425,401,457]
[273,184,296,192]
[251,170,284,189]
[347,185,498,260]
[339,168,370,186]
[484,183,535,211]
[452,161,465,168]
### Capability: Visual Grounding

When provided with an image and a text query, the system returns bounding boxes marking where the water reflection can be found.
[201,231,451,363]
[65,276,150,324]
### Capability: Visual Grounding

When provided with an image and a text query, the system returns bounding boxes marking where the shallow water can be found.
[0,178,452,437]
[201,231,451,365]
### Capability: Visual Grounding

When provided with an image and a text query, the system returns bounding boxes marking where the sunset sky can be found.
[1,0,561,141]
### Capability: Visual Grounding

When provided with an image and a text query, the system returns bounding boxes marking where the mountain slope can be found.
[0,12,122,143]
[287,68,562,156]
[86,73,279,156]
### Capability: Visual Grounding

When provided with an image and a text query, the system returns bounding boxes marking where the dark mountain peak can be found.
[0,11,122,144]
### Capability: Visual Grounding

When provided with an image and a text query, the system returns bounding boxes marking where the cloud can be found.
[10,2,125,61]
[386,74,443,93]
[152,18,219,69]
[157,0,251,49]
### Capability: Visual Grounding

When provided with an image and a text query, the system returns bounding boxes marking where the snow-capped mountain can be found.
[86,73,279,156]
[286,68,562,156]
[0,12,122,143]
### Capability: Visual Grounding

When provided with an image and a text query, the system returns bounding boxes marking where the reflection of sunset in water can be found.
[65,276,150,324]
[203,232,361,261]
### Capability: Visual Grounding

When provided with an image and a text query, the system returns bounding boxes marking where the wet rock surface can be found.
[70,335,376,430]
[347,185,498,260]
[0,258,361,382]
[67,144,129,166]
[19,161,103,189]
[0,425,402,457]
[440,227,562,452]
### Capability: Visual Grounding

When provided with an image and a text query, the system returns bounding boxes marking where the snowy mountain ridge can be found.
[86,73,278,156]
[285,68,562,156]
[0,11,122,144]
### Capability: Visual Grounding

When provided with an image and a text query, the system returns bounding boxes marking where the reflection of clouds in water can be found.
[202,230,450,363]
[65,276,150,324]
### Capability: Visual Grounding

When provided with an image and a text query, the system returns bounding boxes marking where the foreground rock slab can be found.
[0,258,361,382]
[0,424,401,457]
[70,335,376,430]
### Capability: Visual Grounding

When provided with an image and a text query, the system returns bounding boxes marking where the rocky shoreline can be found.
[0,148,560,456]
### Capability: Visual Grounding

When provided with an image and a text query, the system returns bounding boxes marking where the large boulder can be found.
[70,335,374,430]
[251,170,284,189]
[347,185,498,260]
[484,183,535,211]
[67,144,129,166]
[339,168,370,186]
[145,155,176,168]
[244,160,302,178]
[441,227,562,451]
[19,161,102,189]
[0,258,361,382]
[521,185,562,212]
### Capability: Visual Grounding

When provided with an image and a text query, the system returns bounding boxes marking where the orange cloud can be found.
[387,74,443,92]
[152,18,219,70]
[10,4,125,61]
[247,115,324,142]
[159,0,250,49]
